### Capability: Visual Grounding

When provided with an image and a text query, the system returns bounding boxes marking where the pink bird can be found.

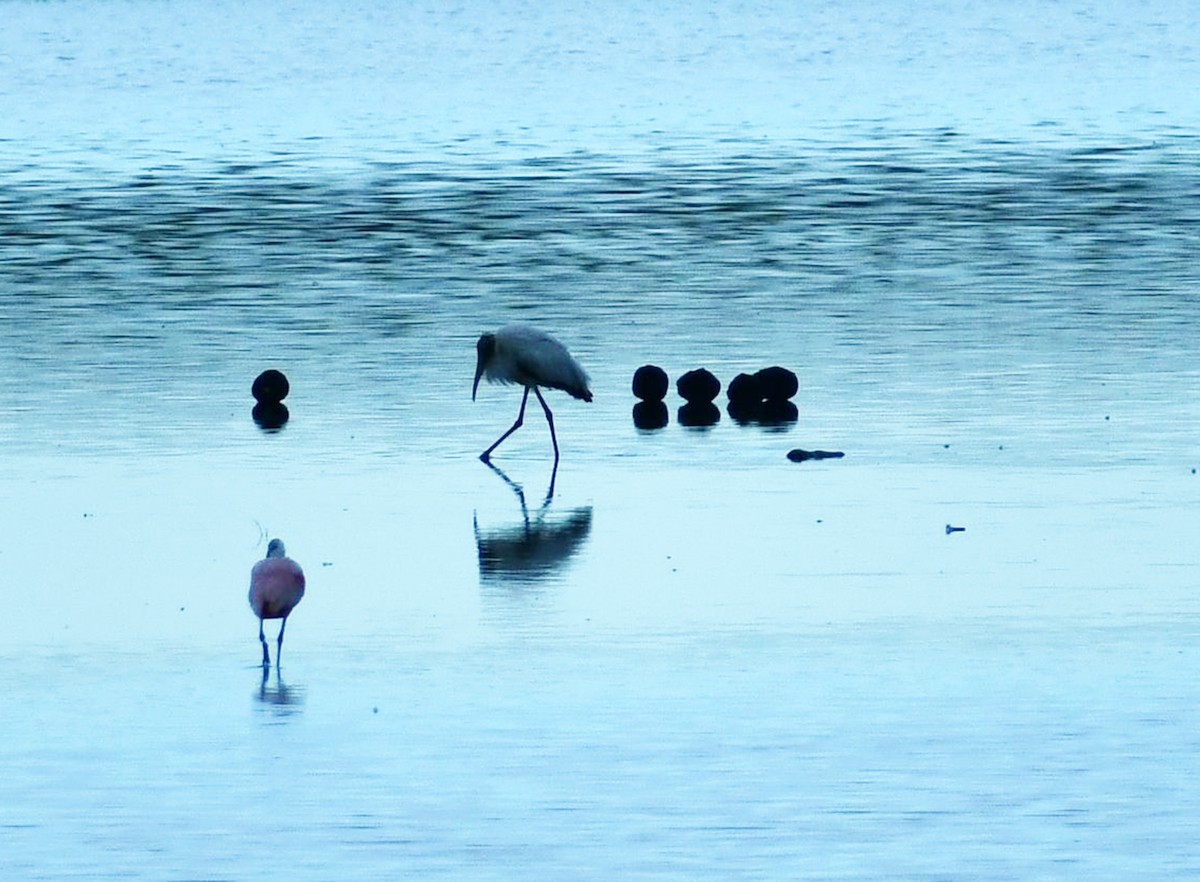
[248,538,306,669]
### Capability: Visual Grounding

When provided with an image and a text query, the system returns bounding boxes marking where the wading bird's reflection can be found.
[255,665,305,715]
[475,462,592,584]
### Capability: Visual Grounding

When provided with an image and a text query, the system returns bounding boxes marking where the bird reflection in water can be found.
[252,401,289,432]
[632,400,669,431]
[678,401,720,428]
[727,399,798,429]
[475,462,593,585]
[256,665,305,714]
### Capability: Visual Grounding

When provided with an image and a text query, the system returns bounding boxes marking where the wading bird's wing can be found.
[504,327,592,401]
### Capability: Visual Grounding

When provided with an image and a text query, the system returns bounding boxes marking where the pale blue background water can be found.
[1,1,1198,879]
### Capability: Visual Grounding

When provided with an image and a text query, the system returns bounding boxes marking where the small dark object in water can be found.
[726,372,762,406]
[252,369,290,404]
[632,400,669,431]
[253,402,290,432]
[678,401,720,428]
[753,366,798,401]
[945,524,966,535]
[786,448,844,462]
[677,368,721,404]
[631,365,669,402]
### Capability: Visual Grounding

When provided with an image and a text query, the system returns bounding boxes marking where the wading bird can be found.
[472,325,592,464]
[248,538,306,669]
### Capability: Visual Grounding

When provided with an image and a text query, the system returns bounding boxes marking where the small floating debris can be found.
[252,369,290,404]
[787,448,844,462]
[631,365,669,402]
[945,524,966,535]
[676,368,721,404]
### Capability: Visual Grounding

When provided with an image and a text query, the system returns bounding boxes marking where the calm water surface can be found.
[2,1,1199,879]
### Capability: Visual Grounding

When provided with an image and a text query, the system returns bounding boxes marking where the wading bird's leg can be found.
[276,616,288,669]
[483,460,530,522]
[545,458,558,504]
[532,386,559,465]
[259,619,270,668]
[481,387,531,462]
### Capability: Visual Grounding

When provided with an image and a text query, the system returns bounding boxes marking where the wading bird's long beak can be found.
[472,353,485,401]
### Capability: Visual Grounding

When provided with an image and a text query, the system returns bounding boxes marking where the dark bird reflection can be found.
[632,400,669,431]
[476,463,593,584]
[678,401,720,428]
[726,399,761,426]
[255,666,305,714]
[725,399,798,429]
[759,399,799,428]
[252,401,289,432]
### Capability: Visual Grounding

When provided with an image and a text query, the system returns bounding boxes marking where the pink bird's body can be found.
[249,538,305,668]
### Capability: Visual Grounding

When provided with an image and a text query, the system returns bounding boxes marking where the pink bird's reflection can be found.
[255,665,306,715]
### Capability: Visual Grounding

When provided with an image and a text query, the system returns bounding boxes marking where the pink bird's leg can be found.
[532,386,560,465]
[258,619,270,668]
[481,386,531,462]
[276,616,288,669]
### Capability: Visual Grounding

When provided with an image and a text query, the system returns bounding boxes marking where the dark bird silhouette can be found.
[631,365,669,402]
[473,325,592,464]
[676,368,721,404]
[252,369,290,404]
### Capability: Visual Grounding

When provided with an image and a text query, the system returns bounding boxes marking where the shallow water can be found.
[2,1,1200,879]
[4,458,1198,879]
[3,143,1197,467]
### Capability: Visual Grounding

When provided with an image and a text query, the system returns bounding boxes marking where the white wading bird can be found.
[472,325,592,463]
